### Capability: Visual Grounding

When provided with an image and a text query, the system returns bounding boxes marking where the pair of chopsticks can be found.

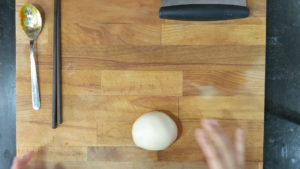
[52,0,61,129]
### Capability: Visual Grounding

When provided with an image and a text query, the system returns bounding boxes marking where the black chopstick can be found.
[56,0,61,125]
[52,0,58,129]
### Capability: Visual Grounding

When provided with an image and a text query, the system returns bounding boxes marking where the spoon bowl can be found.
[20,4,42,110]
[20,4,42,40]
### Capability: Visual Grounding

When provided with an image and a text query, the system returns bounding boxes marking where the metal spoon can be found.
[20,4,42,110]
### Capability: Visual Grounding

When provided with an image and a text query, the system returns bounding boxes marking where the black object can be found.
[52,0,61,129]
[159,4,249,21]
[0,0,16,168]
[264,0,300,168]
[52,0,57,129]
[56,0,61,125]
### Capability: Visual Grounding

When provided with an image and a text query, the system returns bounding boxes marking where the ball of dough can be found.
[132,111,178,151]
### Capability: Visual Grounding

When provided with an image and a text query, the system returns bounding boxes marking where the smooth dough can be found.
[132,111,178,151]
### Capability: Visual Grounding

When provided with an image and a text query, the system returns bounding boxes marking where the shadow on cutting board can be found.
[54,163,65,169]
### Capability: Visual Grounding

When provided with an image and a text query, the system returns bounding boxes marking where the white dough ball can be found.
[132,111,178,151]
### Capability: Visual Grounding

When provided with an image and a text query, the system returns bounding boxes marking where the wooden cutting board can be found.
[16,0,266,168]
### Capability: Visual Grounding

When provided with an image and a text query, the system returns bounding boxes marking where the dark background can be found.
[264,0,300,168]
[0,0,16,169]
[0,0,300,168]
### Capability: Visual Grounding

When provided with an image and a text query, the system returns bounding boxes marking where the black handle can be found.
[159,4,250,21]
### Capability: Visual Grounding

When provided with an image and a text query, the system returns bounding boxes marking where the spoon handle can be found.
[30,40,40,110]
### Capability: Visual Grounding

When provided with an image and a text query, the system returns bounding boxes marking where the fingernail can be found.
[200,119,213,132]
[201,118,210,125]
[195,129,205,137]
[209,119,220,127]
[22,151,33,160]
[236,128,244,135]
[202,118,218,127]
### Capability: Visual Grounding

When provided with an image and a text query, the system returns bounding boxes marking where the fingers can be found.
[20,151,34,164]
[235,129,245,169]
[201,119,236,169]
[11,158,21,169]
[195,129,223,169]
[11,152,33,169]
[196,119,245,169]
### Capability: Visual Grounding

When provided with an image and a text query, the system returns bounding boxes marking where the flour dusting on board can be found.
[189,82,216,98]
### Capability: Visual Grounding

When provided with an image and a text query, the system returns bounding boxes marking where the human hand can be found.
[195,119,244,169]
[11,152,33,169]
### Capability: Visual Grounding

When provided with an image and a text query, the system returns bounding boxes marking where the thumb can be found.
[20,151,34,164]
[11,152,34,169]
[235,129,245,169]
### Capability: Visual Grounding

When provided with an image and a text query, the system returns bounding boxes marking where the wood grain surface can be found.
[16,0,266,168]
